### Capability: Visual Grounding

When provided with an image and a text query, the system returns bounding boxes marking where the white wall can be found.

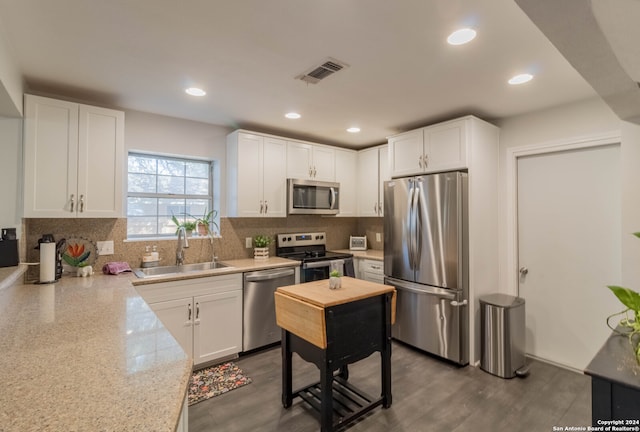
[0,117,22,233]
[124,110,232,216]
[0,22,23,117]
[495,96,640,293]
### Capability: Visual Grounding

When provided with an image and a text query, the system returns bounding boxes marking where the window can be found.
[127,153,213,238]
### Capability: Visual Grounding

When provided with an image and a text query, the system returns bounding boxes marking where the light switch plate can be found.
[97,240,114,255]
[245,237,252,248]
[376,233,381,242]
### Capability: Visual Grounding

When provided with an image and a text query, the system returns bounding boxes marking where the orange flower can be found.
[67,243,85,258]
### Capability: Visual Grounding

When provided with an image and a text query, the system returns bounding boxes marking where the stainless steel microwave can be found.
[287,179,340,215]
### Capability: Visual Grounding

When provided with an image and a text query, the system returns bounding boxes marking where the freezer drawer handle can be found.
[450,300,468,307]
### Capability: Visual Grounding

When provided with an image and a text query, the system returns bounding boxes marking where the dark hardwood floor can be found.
[188,342,591,431]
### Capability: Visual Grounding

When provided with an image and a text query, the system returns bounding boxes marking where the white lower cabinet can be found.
[359,259,384,284]
[136,273,242,367]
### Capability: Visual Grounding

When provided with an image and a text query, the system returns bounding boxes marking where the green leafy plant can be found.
[330,270,341,278]
[253,234,272,248]
[189,208,219,237]
[607,232,640,364]
[171,214,197,234]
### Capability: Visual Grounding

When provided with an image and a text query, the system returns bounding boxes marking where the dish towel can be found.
[102,262,132,275]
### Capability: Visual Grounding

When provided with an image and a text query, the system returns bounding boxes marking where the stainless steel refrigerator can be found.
[384,171,468,365]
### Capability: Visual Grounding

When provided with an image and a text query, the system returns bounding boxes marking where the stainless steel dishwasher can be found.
[243,267,296,351]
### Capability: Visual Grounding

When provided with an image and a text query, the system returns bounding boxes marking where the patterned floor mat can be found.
[188,362,252,406]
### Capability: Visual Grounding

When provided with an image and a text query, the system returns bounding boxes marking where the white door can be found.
[517,144,621,370]
[312,145,335,181]
[286,141,312,179]
[262,137,287,217]
[388,129,423,177]
[149,297,193,358]
[357,147,380,216]
[335,149,357,216]
[192,290,242,365]
[236,133,264,217]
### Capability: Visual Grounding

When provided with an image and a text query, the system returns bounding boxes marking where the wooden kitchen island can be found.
[275,277,396,432]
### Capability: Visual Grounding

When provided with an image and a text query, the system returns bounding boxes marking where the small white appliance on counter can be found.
[349,235,367,251]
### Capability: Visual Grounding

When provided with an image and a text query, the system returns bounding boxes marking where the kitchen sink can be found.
[133,261,232,278]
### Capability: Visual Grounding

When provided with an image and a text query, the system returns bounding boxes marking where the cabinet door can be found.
[23,95,79,218]
[424,120,467,172]
[262,137,287,217]
[312,145,335,181]
[388,129,424,178]
[335,149,357,216]
[357,147,380,217]
[149,297,193,359]
[286,141,312,179]
[77,104,124,217]
[236,133,264,217]
[193,290,242,365]
[378,145,389,217]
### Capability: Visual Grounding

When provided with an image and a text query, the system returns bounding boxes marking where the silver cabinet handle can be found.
[309,167,312,178]
[264,200,268,214]
[519,267,529,276]
[195,302,200,320]
[188,303,192,321]
[70,194,75,212]
[418,155,423,168]
[259,200,264,214]
[79,194,84,213]
[423,154,428,168]
[313,166,317,177]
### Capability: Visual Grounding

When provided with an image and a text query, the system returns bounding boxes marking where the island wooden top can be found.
[276,276,395,308]
[275,277,396,349]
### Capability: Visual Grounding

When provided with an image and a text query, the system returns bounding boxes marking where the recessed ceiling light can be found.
[346,127,361,133]
[185,87,206,96]
[285,112,301,119]
[508,73,534,85]
[447,28,477,45]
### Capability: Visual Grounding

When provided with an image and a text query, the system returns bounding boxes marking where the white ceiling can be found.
[0,0,620,148]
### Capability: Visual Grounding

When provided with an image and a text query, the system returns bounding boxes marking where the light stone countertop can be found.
[0,256,301,431]
[0,273,192,432]
[334,249,384,261]
[130,256,300,286]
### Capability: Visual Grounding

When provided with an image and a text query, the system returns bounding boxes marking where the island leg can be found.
[282,329,293,408]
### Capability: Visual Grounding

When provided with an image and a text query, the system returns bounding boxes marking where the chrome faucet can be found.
[176,226,189,265]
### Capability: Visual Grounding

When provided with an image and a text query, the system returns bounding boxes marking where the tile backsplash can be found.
[24,216,383,280]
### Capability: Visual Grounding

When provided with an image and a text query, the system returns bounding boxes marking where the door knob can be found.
[519,267,529,276]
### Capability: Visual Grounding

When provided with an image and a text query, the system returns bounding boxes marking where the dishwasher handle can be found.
[244,268,296,282]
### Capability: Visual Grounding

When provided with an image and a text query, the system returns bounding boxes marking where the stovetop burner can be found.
[275,231,353,263]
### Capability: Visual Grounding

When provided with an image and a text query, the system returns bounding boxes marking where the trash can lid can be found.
[479,293,525,308]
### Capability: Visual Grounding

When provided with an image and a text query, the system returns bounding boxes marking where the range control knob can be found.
[287,237,292,241]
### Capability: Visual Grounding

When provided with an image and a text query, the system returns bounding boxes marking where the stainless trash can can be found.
[479,294,526,378]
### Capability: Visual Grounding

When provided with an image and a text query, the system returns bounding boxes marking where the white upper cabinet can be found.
[334,148,357,217]
[23,94,124,218]
[227,131,287,217]
[357,145,389,217]
[286,141,335,181]
[388,117,468,177]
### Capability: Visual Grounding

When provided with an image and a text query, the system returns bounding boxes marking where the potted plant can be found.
[253,234,271,260]
[607,232,640,364]
[329,269,342,289]
[190,209,219,237]
[171,214,197,236]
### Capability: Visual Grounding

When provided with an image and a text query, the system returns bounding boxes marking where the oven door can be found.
[301,259,344,282]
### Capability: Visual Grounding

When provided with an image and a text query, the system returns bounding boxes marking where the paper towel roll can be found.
[39,242,56,283]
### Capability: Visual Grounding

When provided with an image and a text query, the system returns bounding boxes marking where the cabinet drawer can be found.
[361,259,384,274]
[135,273,243,303]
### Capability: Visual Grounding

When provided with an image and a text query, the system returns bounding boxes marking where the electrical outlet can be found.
[245,237,252,248]
[376,233,381,242]
[97,240,114,255]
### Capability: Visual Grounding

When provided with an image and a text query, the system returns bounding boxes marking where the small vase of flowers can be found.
[329,270,342,289]
[253,234,272,260]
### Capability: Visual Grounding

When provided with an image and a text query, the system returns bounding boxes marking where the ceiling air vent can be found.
[296,57,349,84]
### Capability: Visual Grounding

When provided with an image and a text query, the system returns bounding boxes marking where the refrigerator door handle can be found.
[413,179,422,268]
[450,299,468,307]
[410,180,420,270]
